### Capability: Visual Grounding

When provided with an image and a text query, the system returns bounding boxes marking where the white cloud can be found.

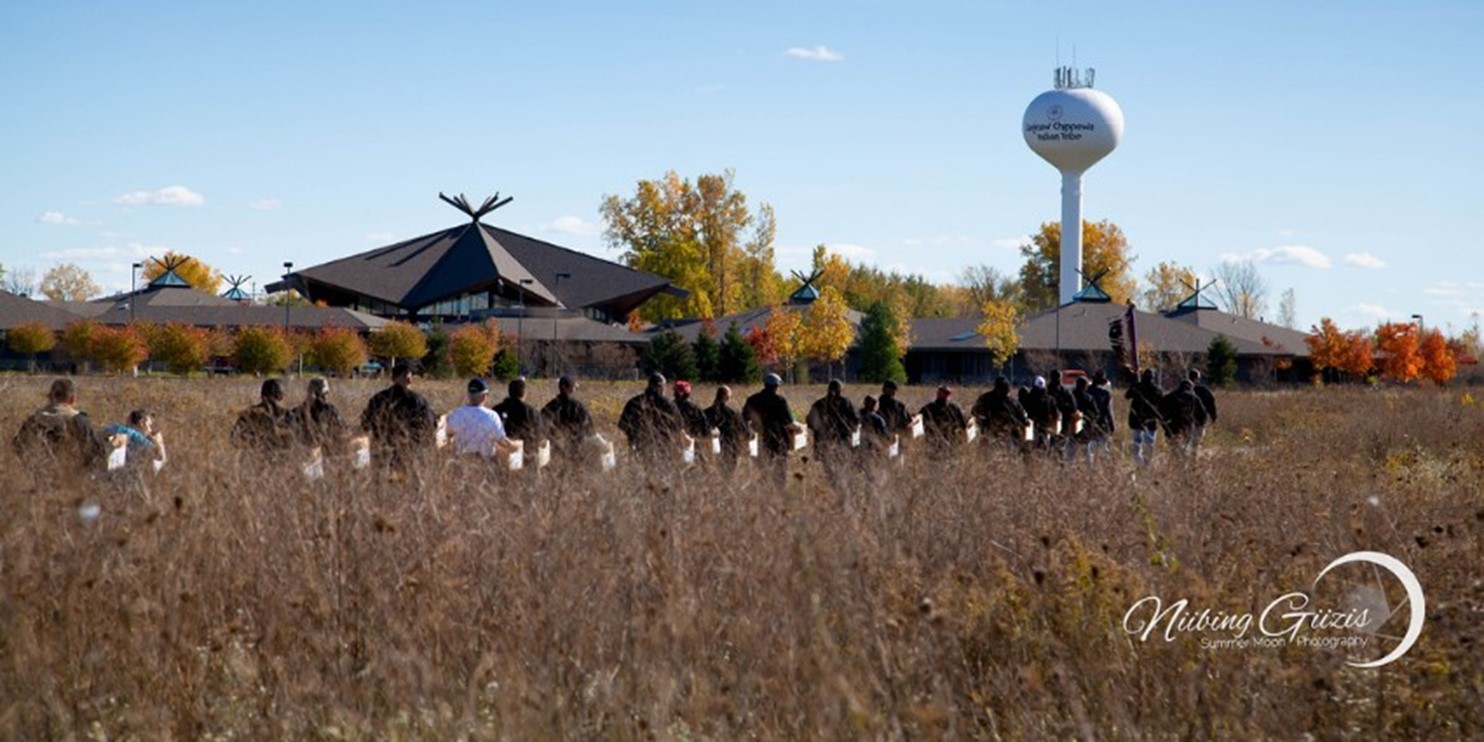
[1342,252,1386,269]
[785,45,843,62]
[364,232,394,243]
[990,237,1026,251]
[547,215,601,237]
[226,246,246,255]
[39,242,161,262]
[1350,303,1392,320]
[113,185,205,207]
[248,197,282,211]
[1220,244,1331,269]
[38,210,79,225]
[824,242,876,261]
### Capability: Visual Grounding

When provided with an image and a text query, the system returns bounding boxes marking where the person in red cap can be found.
[917,384,968,457]
[672,379,712,464]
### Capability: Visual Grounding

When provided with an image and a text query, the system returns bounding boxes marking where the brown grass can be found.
[1,376,1481,738]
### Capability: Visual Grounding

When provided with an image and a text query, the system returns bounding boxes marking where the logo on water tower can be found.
[1046,104,1063,122]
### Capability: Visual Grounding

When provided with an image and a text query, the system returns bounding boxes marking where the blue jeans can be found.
[1132,427,1157,467]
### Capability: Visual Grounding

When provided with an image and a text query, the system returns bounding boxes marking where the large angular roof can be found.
[1164,306,1309,356]
[273,220,680,317]
[0,291,87,330]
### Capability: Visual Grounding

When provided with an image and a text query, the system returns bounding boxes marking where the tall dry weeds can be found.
[0,376,1480,738]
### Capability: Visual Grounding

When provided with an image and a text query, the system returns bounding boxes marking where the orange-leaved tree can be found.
[762,306,802,373]
[448,321,502,378]
[1374,322,1422,383]
[146,323,212,375]
[1417,328,1457,386]
[306,327,368,377]
[91,326,148,374]
[1306,318,1348,379]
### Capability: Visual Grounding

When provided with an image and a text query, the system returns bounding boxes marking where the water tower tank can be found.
[1023,67,1124,305]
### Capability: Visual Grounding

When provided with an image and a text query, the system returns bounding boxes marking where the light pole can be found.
[130,262,142,324]
[1411,313,1424,335]
[552,273,570,376]
[517,278,534,373]
[282,262,294,334]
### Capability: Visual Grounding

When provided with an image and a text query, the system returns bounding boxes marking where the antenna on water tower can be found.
[1023,63,1124,305]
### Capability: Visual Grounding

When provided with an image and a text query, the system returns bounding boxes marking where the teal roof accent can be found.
[149,270,191,288]
[788,284,819,304]
[222,287,251,301]
[1072,282,1112,303]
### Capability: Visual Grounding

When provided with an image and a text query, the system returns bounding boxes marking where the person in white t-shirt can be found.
[445,378,517,459]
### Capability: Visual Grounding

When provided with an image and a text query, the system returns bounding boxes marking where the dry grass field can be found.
[1,375,1481,738]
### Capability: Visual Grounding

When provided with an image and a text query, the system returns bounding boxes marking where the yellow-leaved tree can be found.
[798,286,854,377]
[369,321,428,369]
[1140,260,1199,312]
[977,298,1022,369]
[1017,220,1136,310]
[143,252,223,294]
[763,306,802,374]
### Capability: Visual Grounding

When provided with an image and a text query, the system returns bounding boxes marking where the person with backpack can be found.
[12,378,116,476]
[743,373,797,489]
[618,373,686,463]
[806,379,861,502]
[971,376,1031,452]
[360,363,438,476]
[1125,369,1165,467]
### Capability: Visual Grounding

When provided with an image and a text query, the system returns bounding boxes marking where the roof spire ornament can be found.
[439,191,514,222]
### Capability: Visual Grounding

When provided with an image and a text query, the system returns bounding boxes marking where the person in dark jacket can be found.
[1125,369,1164,467]
[1086,370,1116,460]
[233,378,296,454]
[542,376,595,467]
[1161,379,1209,457]
[877,380,912,437]
[291,377,350,456]
[13,378,114,476]
[1020,376,1059,450]
[857,395,892,487]
[706,385,751,475]
[360,363,437,475]
[807,379,860,501]
[743,373,796,489]
[1188,369,1218,453]
[971,376,1030,450]
[673,380,712,463]
[618,373,685,461]
[918,385,968,457]
[1049,370,1079,441]
[494,377,545,444]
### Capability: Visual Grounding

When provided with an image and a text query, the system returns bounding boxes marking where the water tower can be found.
[1023,67,1124,305]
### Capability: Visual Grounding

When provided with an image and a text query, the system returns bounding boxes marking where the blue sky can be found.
[2,1,1480,333]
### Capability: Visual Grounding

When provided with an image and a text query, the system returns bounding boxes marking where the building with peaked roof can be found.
[0,290,86,331]
[268,193,685,325]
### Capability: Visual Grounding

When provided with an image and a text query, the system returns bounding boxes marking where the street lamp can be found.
[552,273,571,373]
[1411,313,1424,335]
[517,278,534,373]
[282,262,294,334]
[130,262,142,324]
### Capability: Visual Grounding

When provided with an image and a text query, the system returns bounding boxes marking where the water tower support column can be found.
[1059,170,1084,306]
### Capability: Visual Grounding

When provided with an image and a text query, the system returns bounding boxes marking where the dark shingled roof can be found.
[1165,306,1309,356]
[908,302,1307,357]
[0,291,88,331]
[270,222,681,318]
[72,300,390,331]
[485,312,647,344]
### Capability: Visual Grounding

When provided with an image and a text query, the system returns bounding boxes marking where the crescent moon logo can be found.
[1315,551,1425,668]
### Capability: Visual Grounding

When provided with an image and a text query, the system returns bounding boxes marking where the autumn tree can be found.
[1374,322,1422,383]
[1417,329,1457,386]
[1306,318,1349,380]
[718,322,761,383]
[142,251,223,294]
[602,169,776,320]
[7,322,56,370]
[306,327,369,376]
[856,301,906,384]
[958,264,1023,315]
[1338,330,1375,380]
[90,326,148,374]
[233,326,293,375]
[797,286,854,377]
[977,298,1022,369]
[39,263,101,301]
[762,306,802,373]
[739,203,785,309]
[60,321,100,369]
[1140,261,1199,312]
[1211,260,1269,320]
[448,321,501,378]
[146,323,211,375]
[1017,220,1137,311]
[369,321,428,368]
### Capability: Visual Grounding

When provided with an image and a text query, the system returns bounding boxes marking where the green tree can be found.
[369,321,429,369]
[1018,220,1137,311]
[7,322,56,371]
[233,326,293,375]
[717,322,760,383]
[39,263,101,301]
[142,251,223,294]
[306,327,368,377]
[856,301,906,384]
[601,169,776,321]
[1206,335,1238,386]
[692,327,721,382]
[644,329,698,381]
[491,346,520,381]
